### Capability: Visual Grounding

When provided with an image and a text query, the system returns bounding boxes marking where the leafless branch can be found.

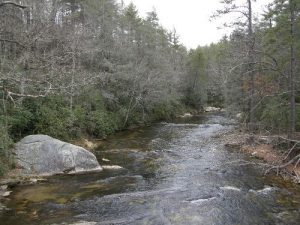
[265,154,300,175]
[0,1,27,9]
[0,39,25,48]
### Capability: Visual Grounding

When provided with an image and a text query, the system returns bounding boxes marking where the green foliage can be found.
[70,106,87,138]
[5,108,33,139]
[184,47,209,109]
[296,106,300,131]
[21,97,72,140]
[188,48,206,73]
[86,111,122,137]
[183,87,205,110]
[0,122,13,176]
[149,101,186,121]
[207,92,225,108]
[258,97,289,132]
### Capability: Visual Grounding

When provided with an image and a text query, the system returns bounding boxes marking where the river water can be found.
[1,113,300,225]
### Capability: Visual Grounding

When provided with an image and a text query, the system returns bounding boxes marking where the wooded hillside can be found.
[0,0,300,175]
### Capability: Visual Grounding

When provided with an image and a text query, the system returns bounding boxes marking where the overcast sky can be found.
[122,0,273,49]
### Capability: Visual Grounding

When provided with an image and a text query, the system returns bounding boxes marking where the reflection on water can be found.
[1,113,300,225]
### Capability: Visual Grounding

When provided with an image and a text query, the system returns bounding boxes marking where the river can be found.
[1,113,300,225]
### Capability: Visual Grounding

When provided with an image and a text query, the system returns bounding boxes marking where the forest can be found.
[0,0,299,176]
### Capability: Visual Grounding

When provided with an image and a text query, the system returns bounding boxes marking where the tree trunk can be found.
[289,0,296,139]
[70,51,76,111]
[123,95,134,127]
[247,0,255,132]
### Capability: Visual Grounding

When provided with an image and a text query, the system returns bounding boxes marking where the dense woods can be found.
[0,0,190,174]
[206,0,300,136]
[0,0,300,175]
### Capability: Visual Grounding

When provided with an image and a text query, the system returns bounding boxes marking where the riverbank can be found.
[4,110,299,214]
[0,97,193,177]
[0,108,202,207]
[221,131,300,184]
[65,128,300,185]
[1,112,300,224]
[0,174,48,212]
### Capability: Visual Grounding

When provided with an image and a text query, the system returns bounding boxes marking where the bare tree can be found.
[213,0,257,130]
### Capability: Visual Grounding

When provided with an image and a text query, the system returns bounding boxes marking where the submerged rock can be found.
[15,135,102,176]
[0,185,7,191]
[69,222,97,225]
[180,113,193,118]
[205,106,221,112]
[2,191,12,197]
[102,165,124,170]
[0,179,20,188]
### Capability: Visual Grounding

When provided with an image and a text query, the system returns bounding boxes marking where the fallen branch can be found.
[265,154,300,175]
[277,136,300,143]
[295,158,300,169]
[283,142,299,161]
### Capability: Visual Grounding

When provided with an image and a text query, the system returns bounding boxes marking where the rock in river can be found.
[15,135,102,176]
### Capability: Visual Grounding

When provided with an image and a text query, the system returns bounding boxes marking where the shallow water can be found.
[1,113,300,225]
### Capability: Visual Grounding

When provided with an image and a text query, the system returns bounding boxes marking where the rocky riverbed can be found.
[1,113,300,225]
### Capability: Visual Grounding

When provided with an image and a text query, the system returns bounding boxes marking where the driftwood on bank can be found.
[263,136,300,177]
[224,133,300,182]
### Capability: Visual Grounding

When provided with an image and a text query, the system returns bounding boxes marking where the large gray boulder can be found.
[15,135,102,176]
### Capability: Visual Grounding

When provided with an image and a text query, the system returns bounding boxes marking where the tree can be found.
[184,47,207,109]
[263,0,300,137]
[0,0,188,152]
[213,0,257,130]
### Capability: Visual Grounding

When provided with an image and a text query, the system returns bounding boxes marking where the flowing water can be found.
[1,113,300,225]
